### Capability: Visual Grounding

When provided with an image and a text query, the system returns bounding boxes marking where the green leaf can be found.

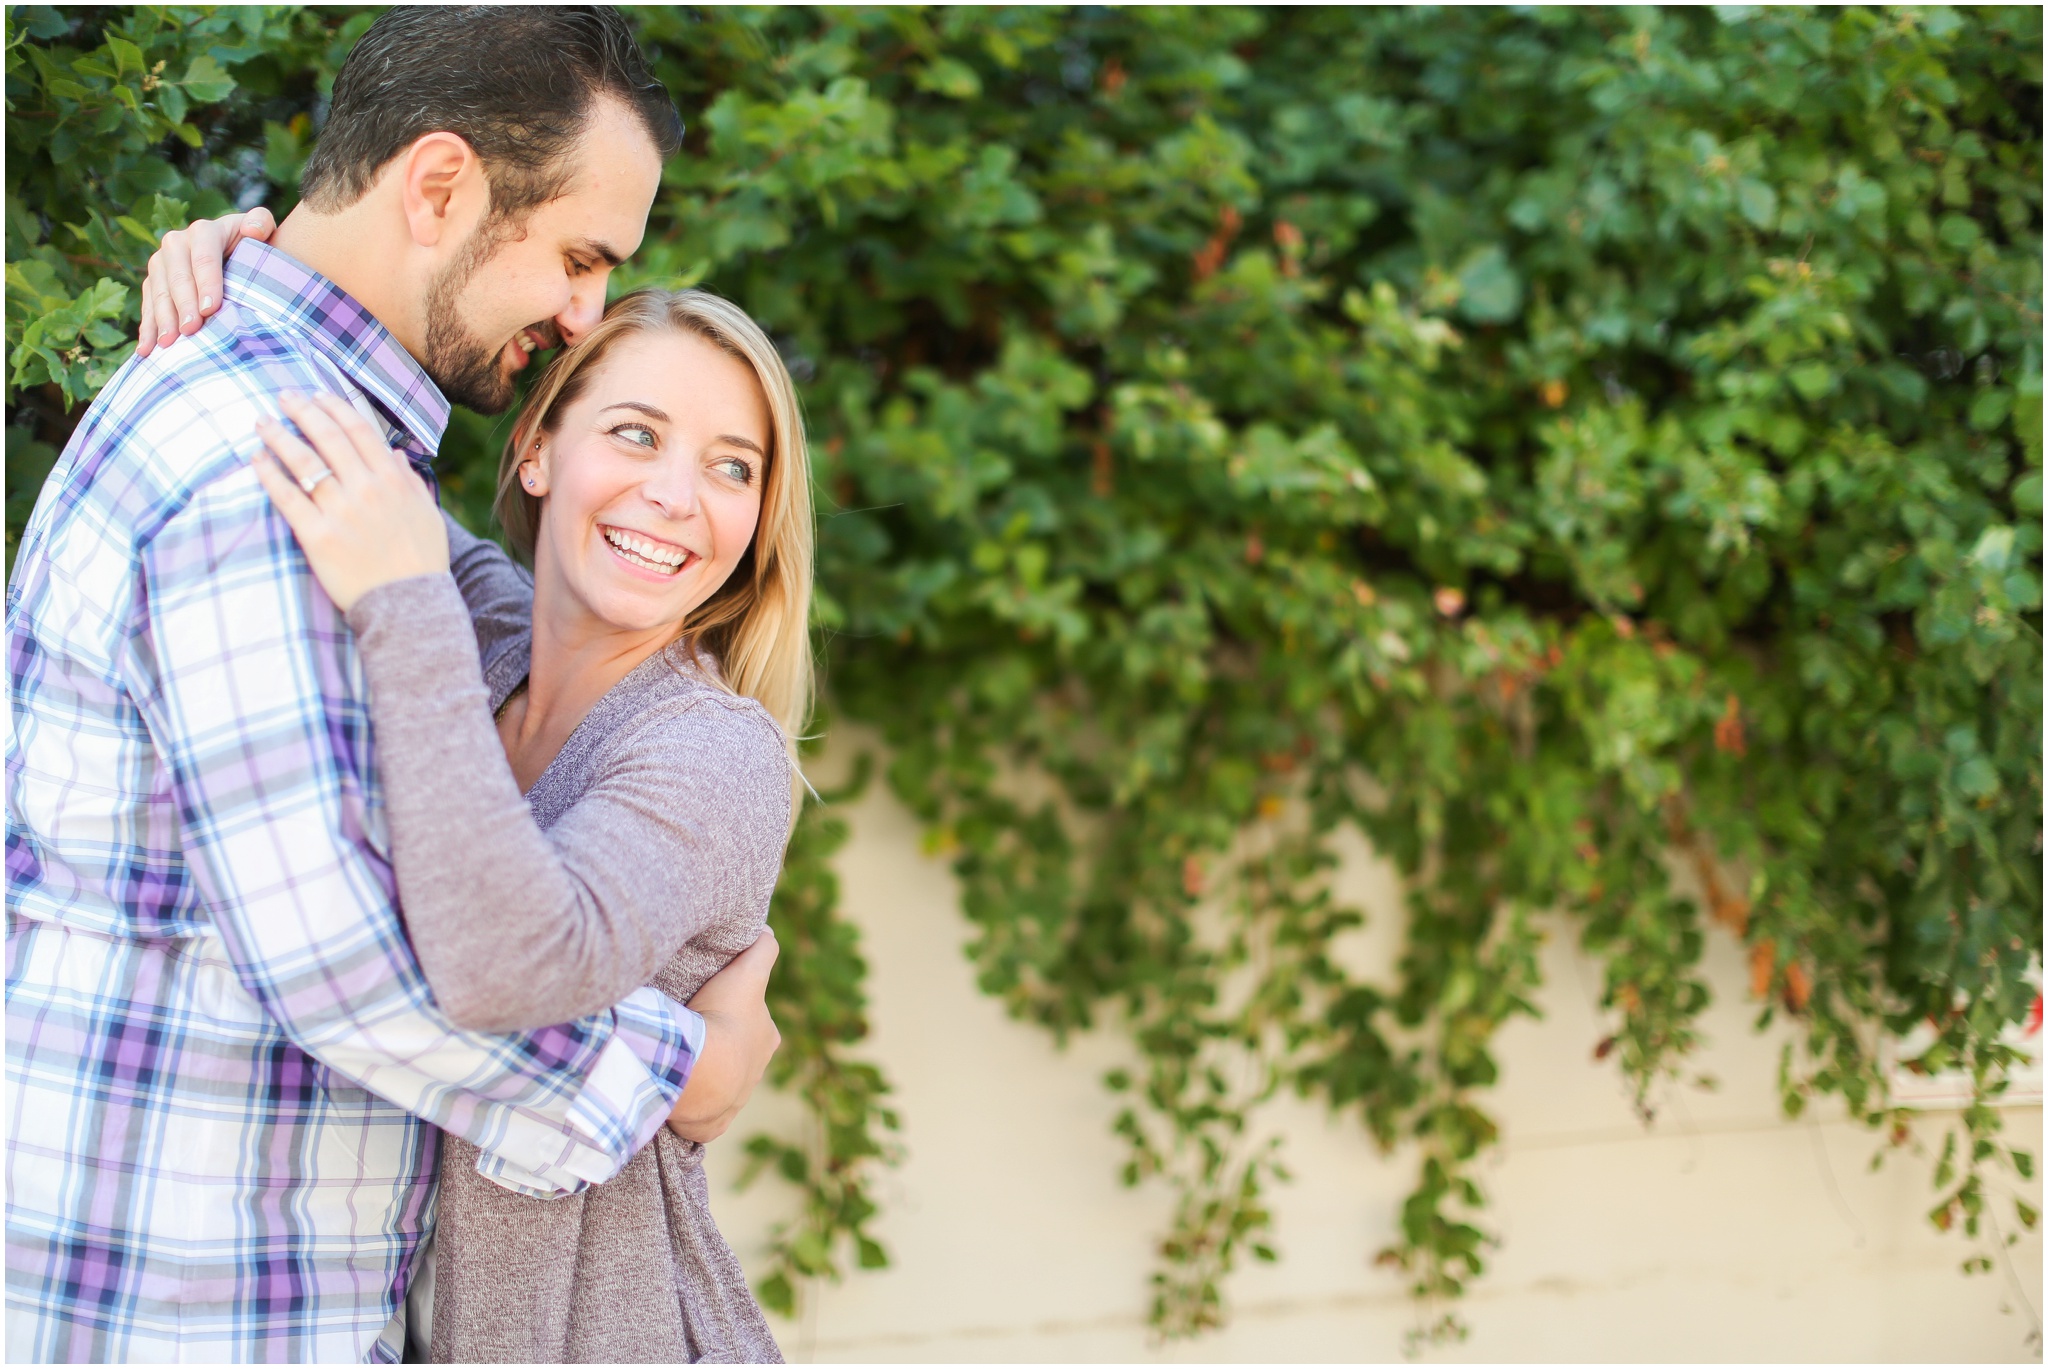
[756,1271,795,1318]
[1788,362,1835,400]
[1968,387,2012,431]
[179,54,236,104]
[915,56,983,100]
[1736,179,1778,230]
[105,35,145,78]
[1455,245,1522,324]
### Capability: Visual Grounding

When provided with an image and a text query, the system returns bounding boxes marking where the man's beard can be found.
[421,219,550,415]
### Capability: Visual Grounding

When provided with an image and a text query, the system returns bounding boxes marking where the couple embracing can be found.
[8,7,808,1362]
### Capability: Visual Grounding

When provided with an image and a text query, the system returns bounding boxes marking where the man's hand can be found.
[137,206,276,357]
[668,931,781,1144]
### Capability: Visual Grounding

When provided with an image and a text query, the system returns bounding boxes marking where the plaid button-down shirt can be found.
[6,242,700,1363]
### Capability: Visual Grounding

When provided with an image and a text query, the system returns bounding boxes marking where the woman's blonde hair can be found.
[494,287,814,751]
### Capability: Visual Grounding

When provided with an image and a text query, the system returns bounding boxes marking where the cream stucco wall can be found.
[703,735,2044,1362]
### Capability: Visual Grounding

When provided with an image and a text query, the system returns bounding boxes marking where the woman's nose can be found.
[642,458,702,518]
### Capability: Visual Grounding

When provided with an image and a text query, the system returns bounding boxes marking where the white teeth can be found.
[603,526,687,573]
[516,335,537,355]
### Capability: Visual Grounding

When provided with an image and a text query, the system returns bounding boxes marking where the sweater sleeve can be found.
[443,512,534,671]
[345,572,793,1032]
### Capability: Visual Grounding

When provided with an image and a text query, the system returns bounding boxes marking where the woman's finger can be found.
[250,449,322,539]
[729,930,781,982]
[136,271,159,356]
[277,394,371,487]
[156,228,203,339]
[310,392,405,479]
[232,205,277,250]
[142,249,180,353]
[188,217,229,321]
[156,278,182,351]
[255,415,337,497]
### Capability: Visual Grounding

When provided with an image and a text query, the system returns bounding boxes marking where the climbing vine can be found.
[8,3,2041,1342]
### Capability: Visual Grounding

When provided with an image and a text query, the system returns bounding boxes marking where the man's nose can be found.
[555,273,609,347]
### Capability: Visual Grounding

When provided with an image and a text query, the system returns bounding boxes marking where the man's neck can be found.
[270,205,429,361]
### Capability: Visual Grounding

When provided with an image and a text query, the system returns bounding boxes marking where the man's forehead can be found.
[546,102,661,257]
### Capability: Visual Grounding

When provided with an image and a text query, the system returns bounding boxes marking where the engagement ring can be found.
[298,468,333,495]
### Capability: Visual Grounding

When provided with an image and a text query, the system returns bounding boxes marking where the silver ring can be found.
[298,467,333,495]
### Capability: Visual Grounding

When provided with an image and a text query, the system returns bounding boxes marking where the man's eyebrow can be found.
[573,238,625,268]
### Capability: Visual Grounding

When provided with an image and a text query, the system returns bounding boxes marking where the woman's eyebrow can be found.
[598,401,670,422]
[718,435,767,457]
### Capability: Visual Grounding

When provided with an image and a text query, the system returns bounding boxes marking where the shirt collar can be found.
[222,240,452,458]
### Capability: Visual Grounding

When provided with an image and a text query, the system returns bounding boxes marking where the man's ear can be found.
[397,131,485,248]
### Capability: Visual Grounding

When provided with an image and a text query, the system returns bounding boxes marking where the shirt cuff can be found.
[468,989,702,1199]
[613,987,705,1113]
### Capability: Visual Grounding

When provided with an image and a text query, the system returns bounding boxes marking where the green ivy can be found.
[7,4,2041,1344]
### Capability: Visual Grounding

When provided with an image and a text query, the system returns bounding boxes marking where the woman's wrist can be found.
[668,1011,739,1141]
[342,569,464,635]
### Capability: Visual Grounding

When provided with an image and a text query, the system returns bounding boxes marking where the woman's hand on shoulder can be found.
[136,206,276,357]
[668,931,782,1144]
[251,392,450,615]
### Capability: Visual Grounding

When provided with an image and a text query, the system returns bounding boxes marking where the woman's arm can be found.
[353,572,789,1027]
[443,513,535,671]
[668,931,782,1143]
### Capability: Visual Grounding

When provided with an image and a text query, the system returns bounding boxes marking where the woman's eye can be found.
[608,424,656,448]
[718,458,755,484]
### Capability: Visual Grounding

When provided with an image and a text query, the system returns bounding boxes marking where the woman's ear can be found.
[519,455,550,497]
[514,427,551,496]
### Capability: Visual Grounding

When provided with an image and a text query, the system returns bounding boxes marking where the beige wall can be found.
[704,735,2044,1362]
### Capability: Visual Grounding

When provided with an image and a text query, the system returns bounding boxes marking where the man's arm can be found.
[131,455,690,1195]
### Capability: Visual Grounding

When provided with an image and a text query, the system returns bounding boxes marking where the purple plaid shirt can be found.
[6,242,700,1363]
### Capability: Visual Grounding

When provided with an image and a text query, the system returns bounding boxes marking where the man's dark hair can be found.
[298,6,681,220]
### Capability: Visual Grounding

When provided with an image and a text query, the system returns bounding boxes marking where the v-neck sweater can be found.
[344,521,789,1363]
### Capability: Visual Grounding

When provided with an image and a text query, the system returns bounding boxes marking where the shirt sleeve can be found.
[344,573,793,1032]
[128,461,698,1199]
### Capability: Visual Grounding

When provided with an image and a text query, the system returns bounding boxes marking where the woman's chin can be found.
[549,547,710,638]
[580,579,695,638]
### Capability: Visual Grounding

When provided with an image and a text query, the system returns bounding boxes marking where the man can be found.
[6,9,770,1361]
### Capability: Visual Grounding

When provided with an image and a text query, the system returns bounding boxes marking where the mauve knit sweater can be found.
[345,519,788,1364]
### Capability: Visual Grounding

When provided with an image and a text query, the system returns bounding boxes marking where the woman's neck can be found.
[501,582,677,791]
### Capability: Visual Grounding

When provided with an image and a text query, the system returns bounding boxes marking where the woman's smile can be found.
[600,522,697,578]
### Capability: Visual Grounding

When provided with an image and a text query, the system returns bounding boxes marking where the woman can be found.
[146,226,807,1362]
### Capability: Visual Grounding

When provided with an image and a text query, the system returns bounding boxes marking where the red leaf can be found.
[1714,693,1747,757]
